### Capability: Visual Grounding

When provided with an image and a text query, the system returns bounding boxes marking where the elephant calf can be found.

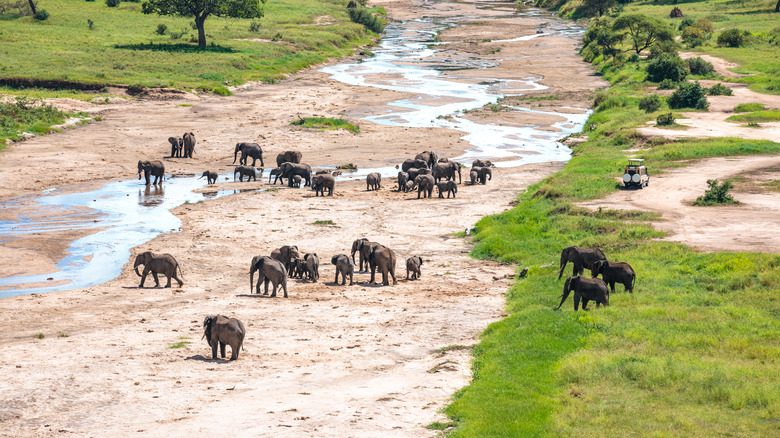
[312,174,335,196]
[134,251,183,288]
[397,171,409,192]
[199,170,218,185]
[436,181,457,198]
[234,166,256,182]
[291,175,302,188]
[366,172,381,191]
[202,315,245,360]
[168,136,183,158]
[331,254,354,285]
[304,253,319,282]
[592,260,636,294]
[557,276,609,311]
[406,256,423,280]
[415,174,435,199]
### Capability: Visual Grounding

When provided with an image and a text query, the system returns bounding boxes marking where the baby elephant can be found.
[397,171,409,192]
[304,253,319,282]
[591,260,636,294]
[366,172,381,191]
[234,166,256,182]
[557,276,609,311]
[202,315,245,360]
[199,170,218,185]
[406,256,423,280]
[312,173,335,196]
[133,251,183,288]
[436,181,457,198]
[331,254,354,285]
[291,175,302,188]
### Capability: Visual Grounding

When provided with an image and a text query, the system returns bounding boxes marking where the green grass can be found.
[0,0,379,95]
[168,336,192,349]
[35,333,44,339]
[0,97,82,144]
[290,117,360,133]
[727,110,780,123]
[312,219,335,225]
[734,103,766,113]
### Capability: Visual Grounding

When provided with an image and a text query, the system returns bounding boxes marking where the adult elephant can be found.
[233,142,264,167]
[415,150,439,168]
[352,238,379,272]
[472,159,495,168]
[138,160,165,185]
[414,174,435,199]
[270,245,301,275]
[276,151,302,167]
[557,276,609,311]
[168,137,182,158]
[233,166,256,182]
[182,132,196,158]
[474,166,492,184]
[369,244,397,286]
[592,260,636,294]
[311,173,335,196]
[432,161,461,184]
[558,246,607,279]
[202,315,245,360]
[279,162,312,187]
[401,158,429,173]
[134,251,183,288]
[250,255,288,297]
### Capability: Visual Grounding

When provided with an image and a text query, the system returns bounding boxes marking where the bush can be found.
[249,20,261,32]
[657,79,678,90]
[648,39,680,60]
[682,26,706,43]
[685,37,704,48]
[106,0,120,6]
[87,19,94,30]
[33,8,49,20]
[678,17,694,31]
[668,81,709,110]
[707,83,732,96]
[693,179,738,206]
[348,7,384,34]
[155,23,167,35]
[656,112,675,126]
[646,54,687,83]
[693,18,714,35]
[639,94,662,113]
[717,28,747,47]
[686,57,714,76]
[627,53,639,63]
[212,85,233,96]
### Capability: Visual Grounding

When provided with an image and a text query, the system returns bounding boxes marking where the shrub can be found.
[639,94,662,113]
[348,7,384,34]
[33,8,49,20]
[707,83,732,96]
[734,103,765,113]
[646,54,687,83]
[212,85,232,96]
[627,53,639,63]
[87,19,94,30]
[717,28,747,47]
[648,39,680,59]
[169,28,185,40]
[249,20,261,32]
[682,26,706,43]
[693,18,714,35]
[668,81,709,110]
[686,57,714,76]
[85,0,96,2]
[656,112,675,126]
[693,179,738,206]
[106,0,120,6]
[657,79,678,90]
[155,23,167,35]
[678,17,694,31]
[685,37,704,48]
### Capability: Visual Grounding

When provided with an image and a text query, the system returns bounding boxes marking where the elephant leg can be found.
[390,269,397,285]
[263,279,270,296]
[406,269,410,280]
[139,267,150,287]
[610,281,616,295]
[152,271,160,287]
[335,271,340,285]
[220,341,226,358]
[281,279,288,298]
[211,342,218,360]
[270,280,278,297]
[582,298,590,311]
[348,271,353,286]
[231,343,239,360]
[164,273,172,288]
[574,292,581,311]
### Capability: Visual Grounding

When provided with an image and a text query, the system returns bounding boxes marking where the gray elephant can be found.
[407,167,430,182]
[233,142,264,167]
[472,159,495,168]
[366,172,381,191]
[331,254,354,285]
[304,253,319,282]
[233,166,256,182]
[415,174,435,199]
[182,132,195,158]
[312,173,335,196]
[276,151,303,167]
[168,136,182,158]
[134,251,183,288]
[269,167,283,185]
[138,160,165,185]
[291,175,302,188]
[473,166,492,184]
[397,171,409,192]
[202,315,245,360]
[279,162,312,187]
[415,151,439,168]
[432,161,461,184]
[250,255,288,297]
[558,246,607,279]
[469,168,479,185]
[369,244,397,286]
[271,245,301,275]
[401,158,429,173]
[199,170,218,184]
[592,260,636,294]
[352,238,379,272]
[437,180,457,198]
[405,180,416,192]
[557,276,609,311]
[406,256,423,280]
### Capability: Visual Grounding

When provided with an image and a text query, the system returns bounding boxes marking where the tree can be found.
[142,0,264,47]
[613,13,674,54]
[583,0,616,17]
[27,0,37,15]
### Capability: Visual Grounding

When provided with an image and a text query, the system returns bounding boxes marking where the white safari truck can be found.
[623,159,649,188]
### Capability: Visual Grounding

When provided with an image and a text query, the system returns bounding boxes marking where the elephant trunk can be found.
[558,252,568,280]
[557,279,572,309]
[133,256,143,277]
[233,146,240,164]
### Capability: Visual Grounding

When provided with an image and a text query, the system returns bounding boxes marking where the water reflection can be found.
[139,184,165,207]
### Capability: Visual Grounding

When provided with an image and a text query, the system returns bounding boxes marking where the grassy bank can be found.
[0,97,84,146]
[0,0,382,94]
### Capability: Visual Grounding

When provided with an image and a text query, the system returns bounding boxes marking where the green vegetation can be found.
[312,219,335,225]
[35,333,44,339]
[168,336,192,349]
[0,0,381,94]
[655,112,674,126]
[727,110,780,123]
[290,117,360,133]
[668,81,709,110]
[347,6,385,34]
[693,179,739,206]
[637,94,660,113]
[707,83,732,96]
[0,97,79,145]
[734,103,766,113]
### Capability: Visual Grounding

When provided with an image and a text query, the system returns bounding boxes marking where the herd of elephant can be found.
[556,245,636,311]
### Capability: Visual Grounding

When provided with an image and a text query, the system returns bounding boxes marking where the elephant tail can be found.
[177,264,185,282]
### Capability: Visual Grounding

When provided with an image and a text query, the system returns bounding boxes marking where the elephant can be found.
[432,162,461,184]
[469,169,479,185]
[276,151,303,167]
[397,171,409,192]
[304,253,319,282]
[291,259,307,279]
[182,132,196,158]
[199,170,218,185]
[233,142,264,167]
[270,245,301,275]
[473,166,492,184]
[291,175,302,188]
[401,158,429,173]
[557,276,609,311]
[279,162,312,187]
[312,173,335,196]
[138,160,165,185]
[250,255,288,297]
[168,136,182,158]
[269,168,283,185]
[369,244,397,286]
[591,260,636,294]
[202,315,245,360]
[405,180,416,192]
[406,256,423,280]
[366,172,381,191]
[233,166,256,182]
[407,167,430,182]
[331,254,354,285]
[134,251,183,288]
[472,159,495,168]
[414,174,435,199]
[558,246,607,279]
[415,150,439,168]
[352,238,379,272]
[437,180,457,198]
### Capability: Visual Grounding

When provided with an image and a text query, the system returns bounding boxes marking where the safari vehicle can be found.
[622,159,649,189]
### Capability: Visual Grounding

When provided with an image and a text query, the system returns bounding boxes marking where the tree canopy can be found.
[613,13,674,54]
[142,0,264,47]
[583,0,616,17]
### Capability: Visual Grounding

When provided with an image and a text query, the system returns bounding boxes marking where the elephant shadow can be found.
[235,294,281,299]
[184,354,232,364]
